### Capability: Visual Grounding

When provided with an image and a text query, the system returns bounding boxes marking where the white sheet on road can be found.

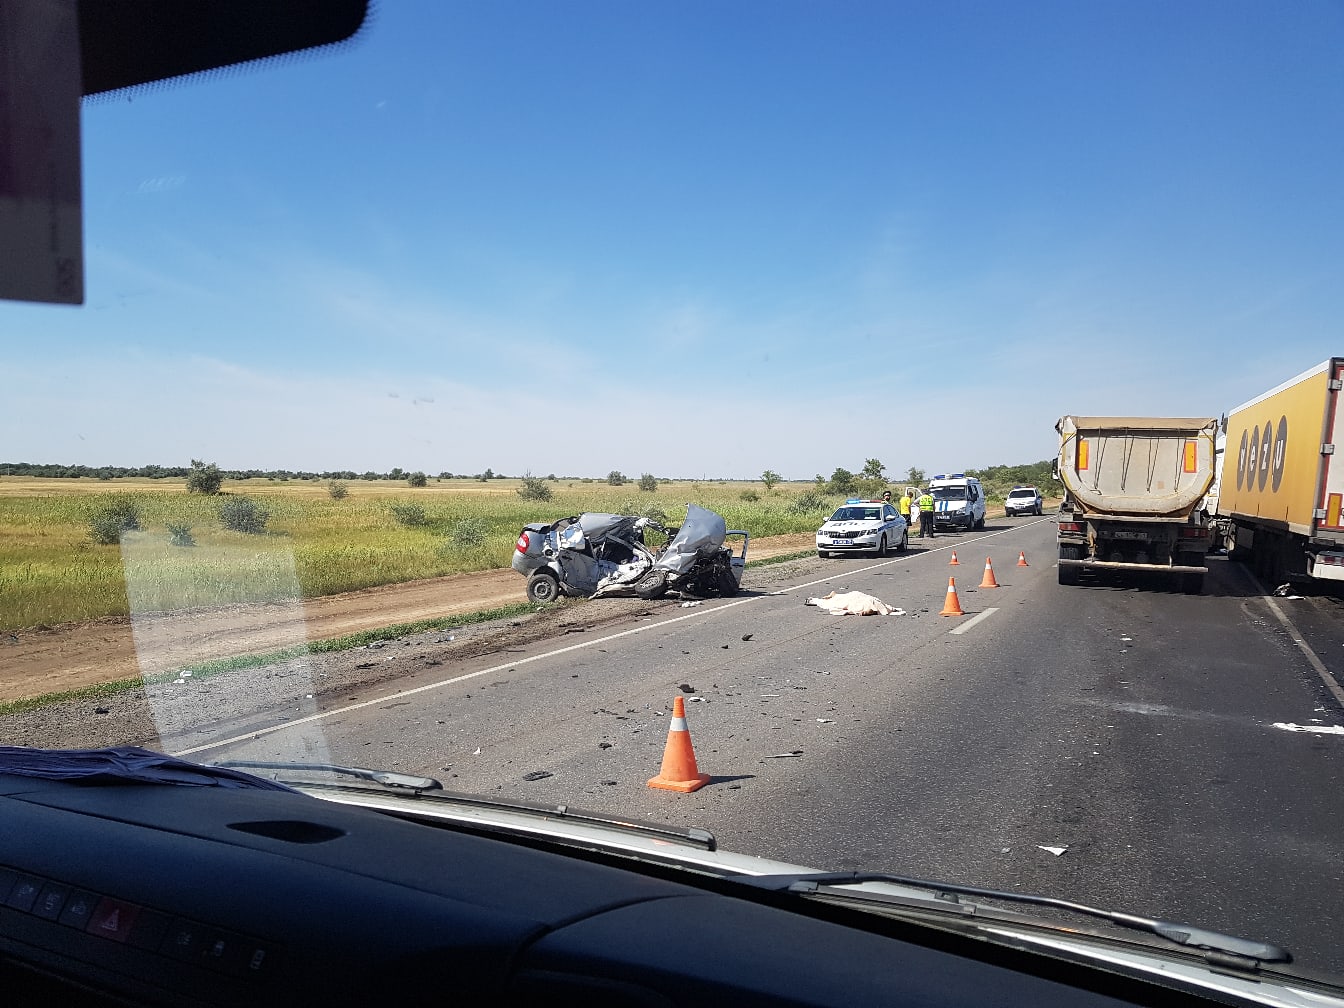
[804,591,904,616]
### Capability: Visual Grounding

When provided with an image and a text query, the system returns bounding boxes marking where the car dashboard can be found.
[0,769,1244,1008]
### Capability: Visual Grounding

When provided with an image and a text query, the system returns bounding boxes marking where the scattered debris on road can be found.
[765,751,804,758]
[1038,845,1068,856]
[522,770,553,781]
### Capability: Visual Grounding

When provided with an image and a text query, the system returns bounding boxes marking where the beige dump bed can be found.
[1056,416,1218,519]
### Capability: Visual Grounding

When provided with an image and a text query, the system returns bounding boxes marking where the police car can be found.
[928,474,987,531]
[816,499,908,558]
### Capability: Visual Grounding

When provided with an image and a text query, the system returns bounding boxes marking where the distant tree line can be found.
[0,462,509,482]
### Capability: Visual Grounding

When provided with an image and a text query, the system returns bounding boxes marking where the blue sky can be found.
[5,0,1343,480]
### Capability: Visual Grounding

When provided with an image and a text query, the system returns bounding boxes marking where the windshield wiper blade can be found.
[212,760,442,791]
[736,871,1291,965]
[215,760,719,851]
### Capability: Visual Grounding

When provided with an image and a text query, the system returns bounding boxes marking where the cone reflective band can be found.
[1183,440,1198,474]
[648,695,710,793]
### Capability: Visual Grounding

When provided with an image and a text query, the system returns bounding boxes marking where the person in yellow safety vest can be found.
[917,490,936,538]
[898,490,912,528]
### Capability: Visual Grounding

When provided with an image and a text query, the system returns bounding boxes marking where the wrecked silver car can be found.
[512,504,748,603]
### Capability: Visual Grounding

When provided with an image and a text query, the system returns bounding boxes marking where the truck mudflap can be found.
[1057,558,1208,574]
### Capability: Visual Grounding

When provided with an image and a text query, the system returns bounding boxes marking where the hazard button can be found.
[86,897,140,944]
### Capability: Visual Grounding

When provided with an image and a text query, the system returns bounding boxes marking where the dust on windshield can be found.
[3,0,1343,983]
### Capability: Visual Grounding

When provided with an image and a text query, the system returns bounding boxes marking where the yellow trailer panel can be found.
[1219,358,1344,539]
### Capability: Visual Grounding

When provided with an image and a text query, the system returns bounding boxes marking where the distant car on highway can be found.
[816,499,908,557]
[1004,485,1044,516]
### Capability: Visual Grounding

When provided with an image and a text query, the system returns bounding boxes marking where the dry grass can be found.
[0,477,833,630]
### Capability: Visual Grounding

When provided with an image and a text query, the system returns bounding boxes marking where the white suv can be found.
[1005,485,1044,516]
[816,500,908,558]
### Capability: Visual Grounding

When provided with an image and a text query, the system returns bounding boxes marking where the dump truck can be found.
[1055,416,1218,592]
[1211,357,1344,585]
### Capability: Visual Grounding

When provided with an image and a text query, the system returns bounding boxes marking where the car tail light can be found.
[515,532,530,553]
[1058,522,1084,533]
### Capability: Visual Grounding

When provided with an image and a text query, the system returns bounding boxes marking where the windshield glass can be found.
[4,0,1343,985]
[830,508,882,522]
[1007,490,1036,499]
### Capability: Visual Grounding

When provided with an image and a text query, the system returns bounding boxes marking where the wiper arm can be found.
[212,760,443,792]
[215,760,718,851]
[736,871,1292,965]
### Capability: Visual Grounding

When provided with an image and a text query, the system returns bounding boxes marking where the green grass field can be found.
[0,477,844,630]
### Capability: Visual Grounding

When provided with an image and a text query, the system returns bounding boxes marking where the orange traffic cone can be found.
[939,577,965,616]
[979,557,1000,588]
[948,551,960,565]
[1017,551,1029,567]
[648,696,711,793]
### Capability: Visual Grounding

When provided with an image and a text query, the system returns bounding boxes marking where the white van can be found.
[927,474,987,531]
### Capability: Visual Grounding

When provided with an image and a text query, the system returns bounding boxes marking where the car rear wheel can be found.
[526,571,560,604]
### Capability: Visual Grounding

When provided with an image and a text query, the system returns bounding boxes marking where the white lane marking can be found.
[1241,568,1344,708]
[1273,722,1344,735]
[174,519,1053,757]
[948,607,999,636]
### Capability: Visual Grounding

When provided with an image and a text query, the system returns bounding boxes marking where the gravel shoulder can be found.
[0,533,817,705]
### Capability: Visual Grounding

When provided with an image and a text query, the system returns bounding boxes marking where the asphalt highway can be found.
[202,515,1344,977]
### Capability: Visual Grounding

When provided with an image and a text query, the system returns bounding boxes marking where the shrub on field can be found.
[639,504,669,526]
[740,489,759,502]
[607,470,626,486]
[219,496,271,534]
[407,471,428,487]
[166,523,196,547]
[87,497,142,544]
[517,472,552,502]
[786,490,831,515]
[185,459,223,495]
[390,502,430,527]
[447,516,489,547]
[638,473,658,492]
[328,480,349,500]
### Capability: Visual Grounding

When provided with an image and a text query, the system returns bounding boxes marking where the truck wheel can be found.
[526,571,560,604]
[1058,546,1083,586]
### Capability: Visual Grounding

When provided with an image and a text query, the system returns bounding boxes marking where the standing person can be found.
[898,489,912,531]
[917,488,936,538]
[881,490,893,507]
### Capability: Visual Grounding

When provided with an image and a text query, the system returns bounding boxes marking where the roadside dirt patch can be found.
[0,533,817,704]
